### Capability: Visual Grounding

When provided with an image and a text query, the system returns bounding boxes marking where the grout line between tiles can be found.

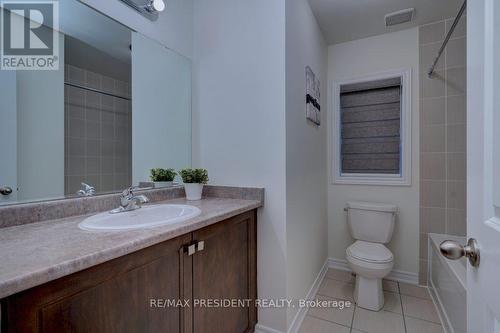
[307,314,352,331]
[349,305,356,333]
[399,292,433,301]
[419,34,465,47]
[315,291,352,303]
[398,282,408,333]
[404,313,443,326]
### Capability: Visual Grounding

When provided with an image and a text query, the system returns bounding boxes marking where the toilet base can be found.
[354,275,384,311]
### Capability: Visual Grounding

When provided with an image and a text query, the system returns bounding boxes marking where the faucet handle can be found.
[121,186,141,197]
[121,187,134,197]
[81,182,95,192]
[77,183,96,196]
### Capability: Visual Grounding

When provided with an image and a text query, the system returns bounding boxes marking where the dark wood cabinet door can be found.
[2,233,192,333]
[191,211,257,333]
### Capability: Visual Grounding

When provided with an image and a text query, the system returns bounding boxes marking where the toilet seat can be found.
[346,241,393,264]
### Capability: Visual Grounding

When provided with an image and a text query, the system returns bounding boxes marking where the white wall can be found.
[327,28,420,275]
[81,0,193,59]
[132,33,191,184]
[192,0,287,331]
[285,0,328,326]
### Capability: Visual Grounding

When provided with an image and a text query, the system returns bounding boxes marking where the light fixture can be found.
[144,0,166,13]
[119,0,165,21]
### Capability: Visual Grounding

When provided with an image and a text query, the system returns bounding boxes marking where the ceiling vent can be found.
[385,8,415,27]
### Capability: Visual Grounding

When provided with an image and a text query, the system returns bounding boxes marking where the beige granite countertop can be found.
[0,197,261,299]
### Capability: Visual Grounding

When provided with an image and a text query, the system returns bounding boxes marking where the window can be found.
[332,70,411,185]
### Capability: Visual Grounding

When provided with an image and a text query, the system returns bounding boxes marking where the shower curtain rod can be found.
[428,0,467,78]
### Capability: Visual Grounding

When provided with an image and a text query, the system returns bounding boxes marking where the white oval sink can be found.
[78,204,201,231]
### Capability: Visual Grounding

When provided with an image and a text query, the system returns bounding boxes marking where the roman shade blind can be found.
[340,77,402,174]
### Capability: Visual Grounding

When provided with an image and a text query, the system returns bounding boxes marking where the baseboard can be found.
[428,277,453,333]
[287,259,328,333]
[327,258,351,271]
[387,269,419,285]
[254,259,329,333]
[327,258,419,285]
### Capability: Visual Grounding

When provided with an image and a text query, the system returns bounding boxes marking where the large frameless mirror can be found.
[0,0,191,206]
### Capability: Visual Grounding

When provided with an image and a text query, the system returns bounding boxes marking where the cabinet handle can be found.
[182,241,205,256]
[184,244,196,256]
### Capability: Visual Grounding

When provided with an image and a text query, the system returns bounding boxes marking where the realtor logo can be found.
[1,0,59,70]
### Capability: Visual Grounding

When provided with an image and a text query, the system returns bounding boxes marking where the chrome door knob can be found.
[440,238,480,267]
[0,186,13,195]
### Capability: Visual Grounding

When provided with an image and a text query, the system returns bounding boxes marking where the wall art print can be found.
[306,66,321,126]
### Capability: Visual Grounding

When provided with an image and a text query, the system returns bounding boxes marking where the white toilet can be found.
[345,201,397,311]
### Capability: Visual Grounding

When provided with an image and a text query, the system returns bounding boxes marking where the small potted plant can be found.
[179,168,209,200]
[150,168,177,188]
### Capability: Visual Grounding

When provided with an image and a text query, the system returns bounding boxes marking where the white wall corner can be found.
[256,259,329,333]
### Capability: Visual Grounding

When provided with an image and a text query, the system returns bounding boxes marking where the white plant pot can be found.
[154,181,174,188]
[184,183,203,200]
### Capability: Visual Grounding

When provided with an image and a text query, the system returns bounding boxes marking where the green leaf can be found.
[179,168,209,184]
[150,168,177,182]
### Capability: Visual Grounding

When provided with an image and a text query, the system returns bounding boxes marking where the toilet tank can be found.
[346,201,398,243]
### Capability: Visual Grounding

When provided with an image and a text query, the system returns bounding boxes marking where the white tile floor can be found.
[299,269,444,333]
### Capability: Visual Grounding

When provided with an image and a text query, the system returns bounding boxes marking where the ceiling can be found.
[308,0,464,45]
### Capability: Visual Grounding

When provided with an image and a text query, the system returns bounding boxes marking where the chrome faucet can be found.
[110,187,150,214]
[77,183,95,196]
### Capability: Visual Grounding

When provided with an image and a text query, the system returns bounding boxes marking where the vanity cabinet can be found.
[1,210,257,333]
[191,211,257,333]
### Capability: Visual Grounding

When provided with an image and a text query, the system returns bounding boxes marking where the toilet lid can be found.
[346,241,393,264]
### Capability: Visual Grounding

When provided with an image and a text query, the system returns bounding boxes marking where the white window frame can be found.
[332,68,412,186]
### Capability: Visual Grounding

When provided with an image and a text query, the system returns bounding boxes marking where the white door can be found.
[0,70,17,204]
[467,0,500,331]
